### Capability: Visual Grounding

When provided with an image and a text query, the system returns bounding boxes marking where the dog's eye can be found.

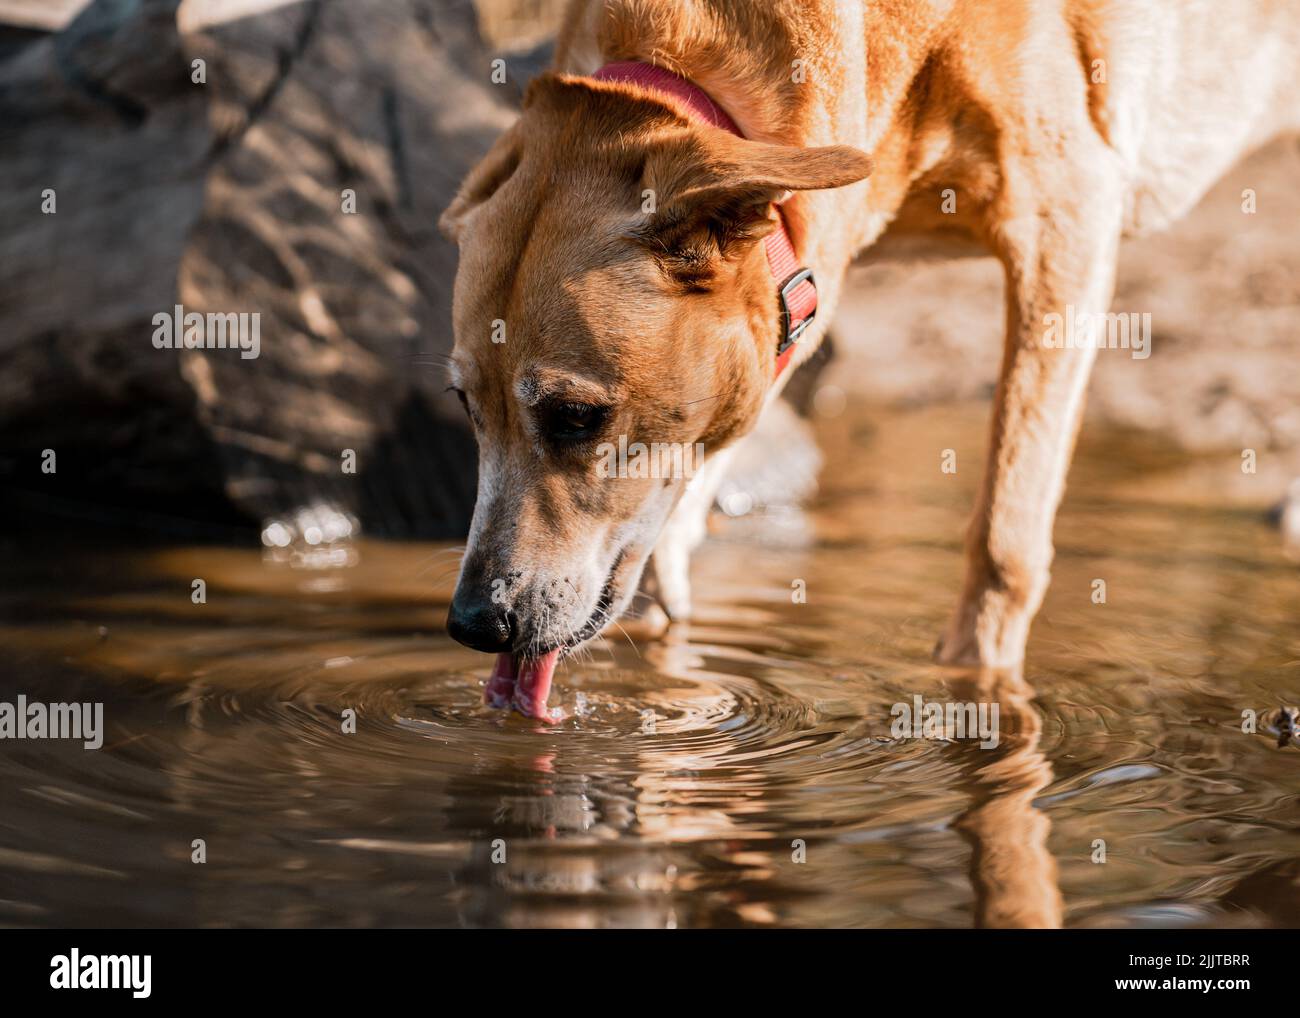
[543,401,606,441]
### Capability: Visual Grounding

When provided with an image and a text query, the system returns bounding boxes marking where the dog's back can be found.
[557,0,1300,240]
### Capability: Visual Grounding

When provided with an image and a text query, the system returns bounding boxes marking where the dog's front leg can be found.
[935,179,1124,668]
[646,445,738,622]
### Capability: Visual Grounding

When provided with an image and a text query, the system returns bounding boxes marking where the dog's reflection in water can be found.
[946,667,1063,929]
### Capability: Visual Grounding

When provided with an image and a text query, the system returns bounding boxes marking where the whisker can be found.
[606,616,643,662]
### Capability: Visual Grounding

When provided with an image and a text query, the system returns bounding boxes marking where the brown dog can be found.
[440,0,1300,717]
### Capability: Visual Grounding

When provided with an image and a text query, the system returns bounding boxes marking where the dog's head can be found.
[439,73,870,699]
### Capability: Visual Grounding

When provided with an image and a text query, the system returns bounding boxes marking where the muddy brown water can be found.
[1,402,1297,928]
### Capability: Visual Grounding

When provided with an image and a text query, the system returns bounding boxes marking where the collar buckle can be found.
[776,268,816,355]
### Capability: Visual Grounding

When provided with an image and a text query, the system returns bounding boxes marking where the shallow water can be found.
[1,402,1297,928]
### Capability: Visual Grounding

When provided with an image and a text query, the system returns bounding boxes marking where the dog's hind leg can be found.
[935,165,1125,668]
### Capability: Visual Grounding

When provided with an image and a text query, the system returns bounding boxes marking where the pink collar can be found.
[592,61,817,379]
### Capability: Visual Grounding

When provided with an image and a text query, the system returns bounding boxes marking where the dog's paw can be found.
[934,601,1029,669]
[933,630,991,668]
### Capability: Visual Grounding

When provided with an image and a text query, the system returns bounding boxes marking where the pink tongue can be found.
[514,650,562,720]
[484,653,517,709]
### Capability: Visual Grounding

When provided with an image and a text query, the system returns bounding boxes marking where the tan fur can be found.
[444,0,1300,667]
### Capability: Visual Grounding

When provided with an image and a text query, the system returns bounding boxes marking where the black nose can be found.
[446,594,514,653]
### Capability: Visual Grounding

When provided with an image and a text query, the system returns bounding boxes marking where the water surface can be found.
[2,403,1297,928]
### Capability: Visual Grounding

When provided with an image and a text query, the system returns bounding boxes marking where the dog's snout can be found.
[447,594,514,653]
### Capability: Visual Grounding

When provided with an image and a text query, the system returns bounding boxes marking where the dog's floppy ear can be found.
[641,131,871,286]
[439,122,523,243]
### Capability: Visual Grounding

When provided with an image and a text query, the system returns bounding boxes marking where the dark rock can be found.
[0,0,515,538]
